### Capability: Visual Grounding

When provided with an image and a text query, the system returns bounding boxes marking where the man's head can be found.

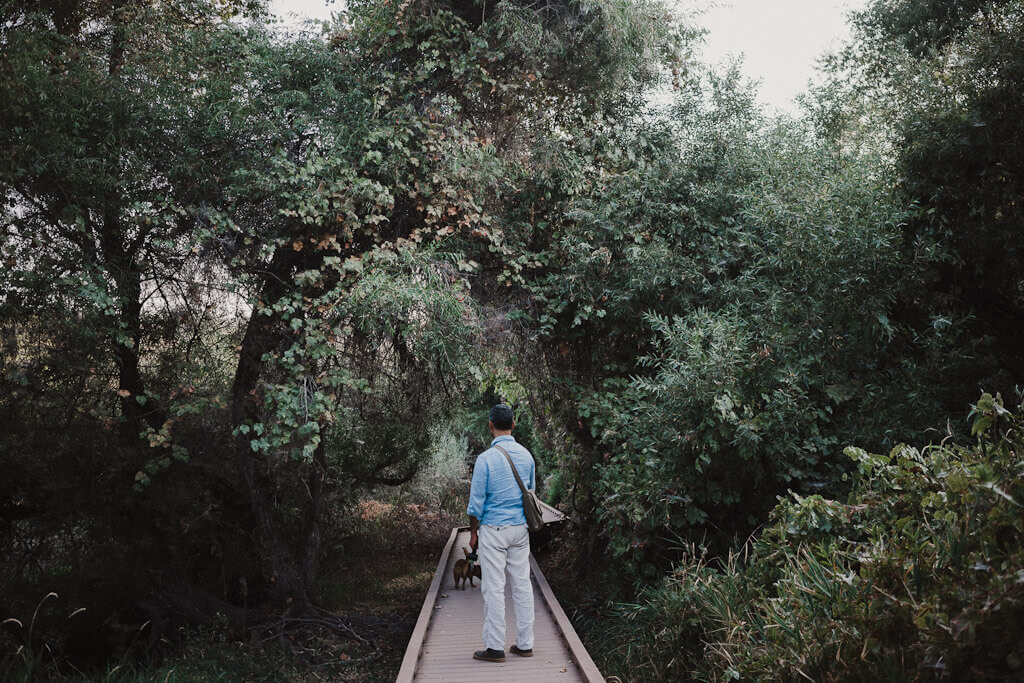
[488,403,514,433]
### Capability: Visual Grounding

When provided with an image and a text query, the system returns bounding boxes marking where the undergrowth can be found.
[2,500,458,682]
[613,393,1024,681]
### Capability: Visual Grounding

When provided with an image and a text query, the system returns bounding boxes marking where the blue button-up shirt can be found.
[467,435,536,526]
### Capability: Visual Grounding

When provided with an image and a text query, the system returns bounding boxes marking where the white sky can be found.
[698,0,869,112]
[269,0,869,113]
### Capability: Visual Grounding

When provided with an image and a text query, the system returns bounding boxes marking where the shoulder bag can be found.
[494,445,567,533]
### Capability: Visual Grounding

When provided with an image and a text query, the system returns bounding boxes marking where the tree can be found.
[493,61,929,576]
[837,0,1024,397]
[0,0,700,642]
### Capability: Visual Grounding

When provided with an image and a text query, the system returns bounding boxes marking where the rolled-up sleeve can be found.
[466,453,488,519]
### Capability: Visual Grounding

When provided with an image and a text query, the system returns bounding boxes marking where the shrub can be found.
[616,393,1024,681]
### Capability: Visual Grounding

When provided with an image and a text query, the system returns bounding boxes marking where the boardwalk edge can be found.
[396,526,461,683]
[530,554,606,683]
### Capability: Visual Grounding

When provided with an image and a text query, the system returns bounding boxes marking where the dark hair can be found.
[489,404,514,430]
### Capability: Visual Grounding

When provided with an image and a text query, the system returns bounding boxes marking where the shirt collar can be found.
[490,435,516,446]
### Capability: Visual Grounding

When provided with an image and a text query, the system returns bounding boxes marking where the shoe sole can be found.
[511,649,533,657]
[473,654,506,663]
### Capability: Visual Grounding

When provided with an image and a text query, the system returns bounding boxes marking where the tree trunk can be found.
[97,206,165,438]
[303,442,327,591]
[230,245,315,608]
[101,6,163,438]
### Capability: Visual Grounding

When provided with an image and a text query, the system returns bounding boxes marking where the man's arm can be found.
[467,454,488,550]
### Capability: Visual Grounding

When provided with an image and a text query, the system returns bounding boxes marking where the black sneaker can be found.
[510,645,533,657]
[473,648,506,662]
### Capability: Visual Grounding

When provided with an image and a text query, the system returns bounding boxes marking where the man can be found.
[467,403,536,663]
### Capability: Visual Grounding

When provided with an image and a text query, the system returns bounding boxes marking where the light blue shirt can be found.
[467,435,536,527]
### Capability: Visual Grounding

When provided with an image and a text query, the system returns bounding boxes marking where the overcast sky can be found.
[699,0,868,111]
[269,0,869,113]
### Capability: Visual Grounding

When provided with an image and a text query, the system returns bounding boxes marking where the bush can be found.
[616,393,1024,681]
[586,116,932,569]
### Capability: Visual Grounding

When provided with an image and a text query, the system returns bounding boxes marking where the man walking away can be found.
[467,403,536,663]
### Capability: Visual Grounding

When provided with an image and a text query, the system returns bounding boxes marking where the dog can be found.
[452,546,482,589]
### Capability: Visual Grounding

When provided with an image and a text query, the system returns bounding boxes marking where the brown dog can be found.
[453,546,482,589]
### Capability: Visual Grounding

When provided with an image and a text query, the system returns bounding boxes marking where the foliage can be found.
[501,62,949,575]
[0,0,697,669]
[615,393,1024,681]
[834,0,1024,397]
[596,119,925,566]
[4,0,1024,678]
[497,0,1024,591]
[372,418,471,513]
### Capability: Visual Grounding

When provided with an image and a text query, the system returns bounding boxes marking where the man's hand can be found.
[468,515,480,550]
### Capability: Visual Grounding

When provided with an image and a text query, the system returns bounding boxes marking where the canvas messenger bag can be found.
[493,445,567,533]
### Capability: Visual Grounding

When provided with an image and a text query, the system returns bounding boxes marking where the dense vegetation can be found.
[1,0,1021,679]
[615,393,1024,680]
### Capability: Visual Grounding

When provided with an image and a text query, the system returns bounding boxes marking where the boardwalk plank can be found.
[398,528,602,683]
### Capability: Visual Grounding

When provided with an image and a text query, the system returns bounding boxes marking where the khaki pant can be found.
[478,523,534,651]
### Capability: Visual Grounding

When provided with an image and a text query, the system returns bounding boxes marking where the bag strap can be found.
[493,445,530,494]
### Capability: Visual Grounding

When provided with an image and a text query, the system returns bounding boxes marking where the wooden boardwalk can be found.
[397,528,603,683]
